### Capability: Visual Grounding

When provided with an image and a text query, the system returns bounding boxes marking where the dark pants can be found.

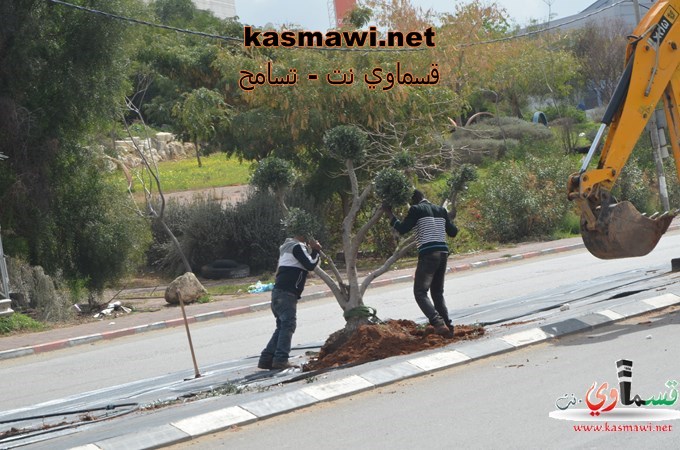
[413,251,451,327]
[259,289,298,366]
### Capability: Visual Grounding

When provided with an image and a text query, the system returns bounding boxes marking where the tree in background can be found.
[173,87,231,167]
[0,0,149,303]
[567,18,629,107]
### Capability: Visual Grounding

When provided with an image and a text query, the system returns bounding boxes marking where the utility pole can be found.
[633,0,670,211]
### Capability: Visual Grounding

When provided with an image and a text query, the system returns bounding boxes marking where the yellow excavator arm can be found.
[567,0,680,259]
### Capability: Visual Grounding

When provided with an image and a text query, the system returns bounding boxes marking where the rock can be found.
[164,272,207,305]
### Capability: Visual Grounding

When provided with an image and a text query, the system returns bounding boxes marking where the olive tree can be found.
[254,126,415,334]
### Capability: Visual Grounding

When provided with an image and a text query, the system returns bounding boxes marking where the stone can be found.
[164,272,207,305]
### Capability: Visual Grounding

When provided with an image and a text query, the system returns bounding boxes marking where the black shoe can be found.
[271,360,297,370]
[257,361,273,370]
[434,324,454,339]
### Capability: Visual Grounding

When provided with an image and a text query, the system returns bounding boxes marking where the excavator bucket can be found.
[581,201,673,259]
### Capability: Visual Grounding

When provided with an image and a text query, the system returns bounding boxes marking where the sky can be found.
[234,0,600,30]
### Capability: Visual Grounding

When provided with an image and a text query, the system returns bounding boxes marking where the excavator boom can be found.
[568,0,680,259]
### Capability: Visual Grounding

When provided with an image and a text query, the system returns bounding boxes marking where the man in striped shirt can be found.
[385,189,458,338]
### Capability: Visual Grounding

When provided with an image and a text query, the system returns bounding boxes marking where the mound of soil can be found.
[303,319,484,372]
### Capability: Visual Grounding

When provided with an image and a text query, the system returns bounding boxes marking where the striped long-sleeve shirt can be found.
[390,200,458,254]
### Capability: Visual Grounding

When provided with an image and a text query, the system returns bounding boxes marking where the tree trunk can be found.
[194,138,202,168]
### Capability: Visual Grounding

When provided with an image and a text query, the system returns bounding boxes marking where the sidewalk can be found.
[0,236,589,361]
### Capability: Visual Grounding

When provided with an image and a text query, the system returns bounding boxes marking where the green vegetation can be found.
[2,0,672,323]
[128,155,250,193]
[0,313,45,335]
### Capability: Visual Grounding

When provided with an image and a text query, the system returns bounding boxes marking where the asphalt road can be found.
[169,309,680,449]
[4,232,680,448]
[5,234,680,410]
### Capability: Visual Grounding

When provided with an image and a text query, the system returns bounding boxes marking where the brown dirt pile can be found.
[304,319,484,371]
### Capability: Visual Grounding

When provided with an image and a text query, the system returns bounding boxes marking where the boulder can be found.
[164,272,207,305]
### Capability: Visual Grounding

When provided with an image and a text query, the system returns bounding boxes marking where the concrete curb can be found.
[75,291,680,450]
[0,242,585,362]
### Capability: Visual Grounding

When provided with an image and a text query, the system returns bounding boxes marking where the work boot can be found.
[271,360,297,370]
[434,324,454,339]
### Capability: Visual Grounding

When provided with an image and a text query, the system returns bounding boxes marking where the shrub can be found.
[151,192,293,276]
[155,198,233,275]
[543,105,587,123]
[612,157,653,213]
[0,313,45,335]
[469,155,573,242]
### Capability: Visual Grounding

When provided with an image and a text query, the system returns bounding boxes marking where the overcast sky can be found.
[235,0,601,30]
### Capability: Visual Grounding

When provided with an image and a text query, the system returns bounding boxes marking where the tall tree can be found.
[567,18,628,107]
[173,87,230,166]
[0,0,148,297]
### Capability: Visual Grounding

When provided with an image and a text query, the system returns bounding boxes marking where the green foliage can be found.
[323,125,368,162]
[154,0,194,25]
[542,105,587,123]
[612,157,653,213]
[391,151,417,171]
[468,155,573,242]
[37,146,151,293]
[0,313,44,335]
[250,157,295,193]
[122,154,250,193]
[282,207,320,239]
[448,164,478,195]
[0,0,148,298]
[155,198,231,275]
[172,87,230,146]
[452,117,554,163]
[374,168,412,207]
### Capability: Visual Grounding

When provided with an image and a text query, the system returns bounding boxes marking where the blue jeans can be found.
[413,251,451,327]
[260,289,298,365]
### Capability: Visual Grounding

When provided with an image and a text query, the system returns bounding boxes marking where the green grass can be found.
[114,154,252,193]
[0,313,45,335]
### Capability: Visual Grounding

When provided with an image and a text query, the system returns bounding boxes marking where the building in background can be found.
[193,0,236,19]
[548,0,655,31]
[329,0,357,28]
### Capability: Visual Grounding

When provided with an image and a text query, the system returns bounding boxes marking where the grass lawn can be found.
[120,154,252,193]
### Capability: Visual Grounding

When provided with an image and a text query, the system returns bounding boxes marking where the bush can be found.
[468,155,574,242]
[155,198,233,275]
[612,157,653,213]
[451,117,554,163]
[0,313,45,335]
[543,105,587,123]
[151,192,305,276]
[34,145,151,294]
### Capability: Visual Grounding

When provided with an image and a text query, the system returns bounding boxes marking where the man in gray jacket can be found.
[385,189,458,338]
[258,235,321,370]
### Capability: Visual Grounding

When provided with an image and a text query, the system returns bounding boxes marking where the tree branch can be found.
[360,236,416,297]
